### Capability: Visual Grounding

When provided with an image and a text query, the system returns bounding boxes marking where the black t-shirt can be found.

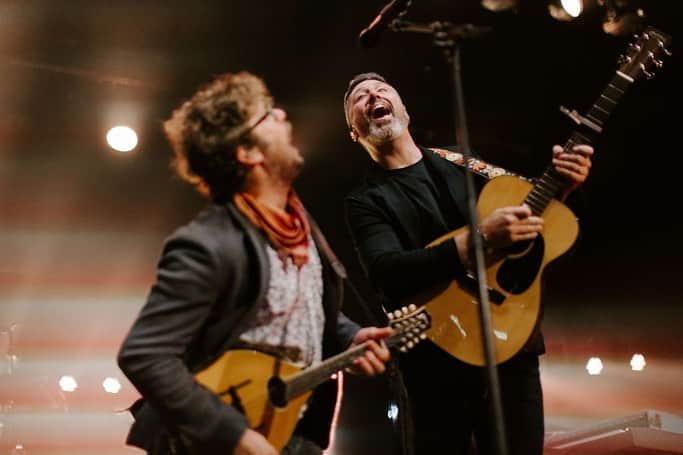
[385,158,467,238]
[345,147,545,355]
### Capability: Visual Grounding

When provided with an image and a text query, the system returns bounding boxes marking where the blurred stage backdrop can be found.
[1,1,681,454]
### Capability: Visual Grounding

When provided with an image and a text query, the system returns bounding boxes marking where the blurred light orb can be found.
[59,375,78,392]
[630,353,646,371]
[103,377,122,393]
[561,0,583,17]
[106,125,138,152]
[549,0,583,20]
[481,0,519,12]
[387,401,399,422]
[586,357,603,375]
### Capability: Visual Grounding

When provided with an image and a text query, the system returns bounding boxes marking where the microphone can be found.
[359,0,411,48]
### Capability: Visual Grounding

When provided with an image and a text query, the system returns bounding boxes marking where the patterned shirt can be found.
[238,238,325,367]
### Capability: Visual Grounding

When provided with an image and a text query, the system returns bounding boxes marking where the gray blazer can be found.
[117,203,360,454]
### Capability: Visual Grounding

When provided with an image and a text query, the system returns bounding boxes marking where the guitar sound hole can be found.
[496,236,545,294]
[268,376,288,407]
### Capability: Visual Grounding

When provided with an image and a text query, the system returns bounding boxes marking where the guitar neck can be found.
[524,71,634,216]
[283,335,404,402]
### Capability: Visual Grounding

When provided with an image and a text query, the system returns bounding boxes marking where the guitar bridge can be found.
[218,379,251,414]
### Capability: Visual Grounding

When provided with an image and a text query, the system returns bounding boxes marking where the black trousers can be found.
[399,344,544,455]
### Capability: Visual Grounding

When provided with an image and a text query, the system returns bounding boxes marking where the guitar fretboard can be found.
[524,72,633,216]
[284,334,408,400]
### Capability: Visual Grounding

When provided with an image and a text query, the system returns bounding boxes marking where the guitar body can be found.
[411,175,579,365]
[189,313,430,452]
[194,350,311,451]
[396,27,671,366]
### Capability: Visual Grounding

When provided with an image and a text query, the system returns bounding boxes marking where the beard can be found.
[274,147,304,185]
[364,110,409,146]
[254,130,304,186]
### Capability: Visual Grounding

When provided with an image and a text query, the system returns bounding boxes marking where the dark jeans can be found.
[399,344,544,455]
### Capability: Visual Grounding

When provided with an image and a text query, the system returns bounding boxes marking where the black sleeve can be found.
[336,312,361,348]
[117,232,248,454]
[345,195,467,307]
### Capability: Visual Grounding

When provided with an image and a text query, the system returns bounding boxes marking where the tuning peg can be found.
[639,63,654,79]
[653,59,663,68]
[617,54,631,66]
[659,42,672,57]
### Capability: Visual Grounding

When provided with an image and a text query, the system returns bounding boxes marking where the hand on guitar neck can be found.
[552,144,594,199]
[345,326,393,376]
[452,143,593,272]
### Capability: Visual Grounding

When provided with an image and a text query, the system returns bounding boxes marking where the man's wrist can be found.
[476,225,489,249]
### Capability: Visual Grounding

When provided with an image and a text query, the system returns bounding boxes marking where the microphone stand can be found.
[390,19,509,455]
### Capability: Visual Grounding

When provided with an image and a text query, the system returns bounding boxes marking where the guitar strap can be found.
[427,147,520,180]
[308,212,387,326]
[307,214,347,280]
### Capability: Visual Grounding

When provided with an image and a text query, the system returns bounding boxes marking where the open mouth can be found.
[369,103,391,121]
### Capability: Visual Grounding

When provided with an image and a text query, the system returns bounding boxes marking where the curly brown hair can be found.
[163,71,272,202]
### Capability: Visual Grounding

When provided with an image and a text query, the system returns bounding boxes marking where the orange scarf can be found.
[233,191,310,267]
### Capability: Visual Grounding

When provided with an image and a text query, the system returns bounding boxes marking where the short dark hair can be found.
[163,71,271,202]
[343,72,387,128]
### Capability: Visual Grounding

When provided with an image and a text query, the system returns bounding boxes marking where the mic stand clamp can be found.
[391,19,492,45]
[389,19,508,455]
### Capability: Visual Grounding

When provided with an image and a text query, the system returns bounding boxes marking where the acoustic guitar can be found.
[399,26,671,366]
[193,307,430,450]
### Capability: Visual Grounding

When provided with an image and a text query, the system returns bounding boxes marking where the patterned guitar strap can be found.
[427,147,523,181]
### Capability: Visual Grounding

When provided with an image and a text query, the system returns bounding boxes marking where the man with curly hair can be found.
[117,71,392,455]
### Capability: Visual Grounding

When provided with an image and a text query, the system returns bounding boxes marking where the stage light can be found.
[481,0,519,12]
[586,357,603,375]
[58,375,78,392]
[102,377,122,394]
[630,353,646,371]
[106,125,138,153]
[548,0,584,21]
[600,0,645,36]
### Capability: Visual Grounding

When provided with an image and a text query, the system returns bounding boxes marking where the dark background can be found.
[1,1,681,453]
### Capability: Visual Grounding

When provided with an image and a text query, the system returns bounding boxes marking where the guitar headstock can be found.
[618,26,672,81]
[386,304,431,353]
